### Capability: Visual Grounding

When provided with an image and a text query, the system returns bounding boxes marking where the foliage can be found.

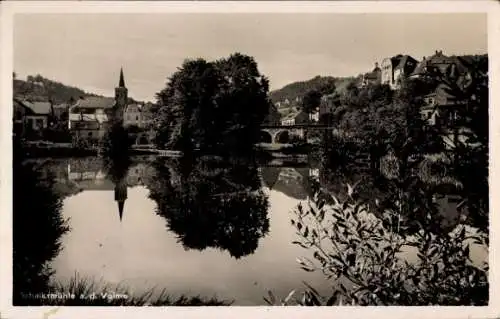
[145,154,270,259]
[267,184,488,306]
[270,75,353,104]
[301,90,322,114]
[101,122,132,159]
[35,274,232,306]
[14,74,144,105]
[154,53,271,154]
[13,151,70,305]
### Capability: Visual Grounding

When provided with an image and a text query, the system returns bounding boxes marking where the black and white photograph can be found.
[0,1,498,317]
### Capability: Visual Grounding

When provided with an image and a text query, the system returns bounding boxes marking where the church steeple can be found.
[114,67,128,122]
[119,67,125,88]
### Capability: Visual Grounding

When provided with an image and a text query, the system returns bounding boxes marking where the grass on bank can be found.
[18,274,233,306]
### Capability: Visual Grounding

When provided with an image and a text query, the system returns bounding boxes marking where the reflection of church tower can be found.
[114,178,128,222]
[114,67,128,123]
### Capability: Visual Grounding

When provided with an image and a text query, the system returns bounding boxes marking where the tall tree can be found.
[301,89,322,115]
[154,53,271,154]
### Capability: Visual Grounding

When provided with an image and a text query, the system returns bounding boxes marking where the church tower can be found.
[114,67,128,122]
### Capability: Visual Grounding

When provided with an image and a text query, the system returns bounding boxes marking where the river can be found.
[15,154,487,305]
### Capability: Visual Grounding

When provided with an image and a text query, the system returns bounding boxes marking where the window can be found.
[88,132,93,137]
[136,116,139,121]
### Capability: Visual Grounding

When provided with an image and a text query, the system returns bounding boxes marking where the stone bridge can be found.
[259,124,338,144]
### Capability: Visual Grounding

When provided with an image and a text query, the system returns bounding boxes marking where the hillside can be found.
[269,75,356,104]
[13,74,143,105]
[269,75,356,117]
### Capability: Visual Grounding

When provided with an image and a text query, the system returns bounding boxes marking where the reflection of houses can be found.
[260,167,313,200]
[281,110,309,126]
[66,157,151,222]
[381,54,418,89]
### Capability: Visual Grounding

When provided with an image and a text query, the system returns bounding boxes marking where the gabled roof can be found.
[16,99,52,115]
[282,110,305,120]
[72,96,115,109]
[394,55,418,71]
[124,103,141,113]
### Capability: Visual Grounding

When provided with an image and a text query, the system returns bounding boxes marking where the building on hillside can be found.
[420,82,467,127]
[409,51,473,90]
[360,62,382,87]
[381,54,418,89]
[281,110,309,126]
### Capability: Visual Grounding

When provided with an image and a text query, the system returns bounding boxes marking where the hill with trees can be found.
[13,74,143,105]
[269,75,357,117]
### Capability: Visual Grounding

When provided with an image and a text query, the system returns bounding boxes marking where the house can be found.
[281,110,309,126]
[381,54,418,89]
[123,102,155,129]
[123,103,142,128]
[420,83,466,127]
[68,68,141,143]
[409,51,473,91]
[13,98,52,137]
[360,62,382,87]
[69,96,115,142]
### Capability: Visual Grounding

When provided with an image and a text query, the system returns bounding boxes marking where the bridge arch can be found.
[259,130,273,143]
[274,130,290,144]
[135,133,150,145]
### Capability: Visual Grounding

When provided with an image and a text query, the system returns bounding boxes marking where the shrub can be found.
[267,184,488,306]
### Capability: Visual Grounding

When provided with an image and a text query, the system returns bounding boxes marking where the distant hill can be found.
[270,75,356,104]
[13,74,143,105]
[269,75,356,117]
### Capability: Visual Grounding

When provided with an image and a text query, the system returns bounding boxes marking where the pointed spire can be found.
[119,67,125,88]
[118,201,125,221]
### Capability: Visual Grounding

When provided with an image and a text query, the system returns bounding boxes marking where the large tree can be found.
[154,53,271,154]
[301,89,322,115]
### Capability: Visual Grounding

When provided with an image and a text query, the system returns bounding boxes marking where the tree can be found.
[154,53,271,154]
[301,89,322,115]
[13,150,69,305]
[146,155,270,258]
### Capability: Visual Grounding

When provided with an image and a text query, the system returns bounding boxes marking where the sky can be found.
[14,13,487,102]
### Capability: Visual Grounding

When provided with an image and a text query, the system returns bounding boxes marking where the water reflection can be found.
[12,152,474,305]
[146,155,271,259]
[103,156,132,222]
[13,153,69,305]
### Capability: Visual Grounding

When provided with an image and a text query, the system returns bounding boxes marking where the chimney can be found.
[375,62,379,68]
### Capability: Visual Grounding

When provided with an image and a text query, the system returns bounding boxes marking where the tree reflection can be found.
[146,155,270,259]
[13,142,70,305]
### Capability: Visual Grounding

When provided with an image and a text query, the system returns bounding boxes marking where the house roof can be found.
[282,110,304,120]
[16,100,52,115]
[410,53,470,77]
[53,103,68,110]
[394,55,417,71]
[125,103,141,113]
[72,96,115,109]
